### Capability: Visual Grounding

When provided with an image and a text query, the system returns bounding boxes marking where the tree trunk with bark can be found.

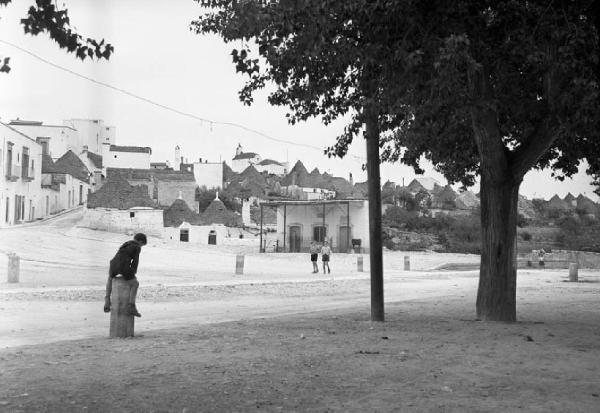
[468,66,556,322]
[476,174,520,321]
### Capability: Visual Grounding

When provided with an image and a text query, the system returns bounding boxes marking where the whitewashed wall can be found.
[103,148,151,170]
[0,127,44,226]
[81,207,163,236]
[273,201,369,252]
[193,162,223,189]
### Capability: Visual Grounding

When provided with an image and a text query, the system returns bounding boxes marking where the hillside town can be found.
[1,118,599,254]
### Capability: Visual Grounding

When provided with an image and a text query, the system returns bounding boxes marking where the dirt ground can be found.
[1,275,599,413]
[1,211,599,412]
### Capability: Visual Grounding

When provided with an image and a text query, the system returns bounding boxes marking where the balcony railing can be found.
[5,164,20,181]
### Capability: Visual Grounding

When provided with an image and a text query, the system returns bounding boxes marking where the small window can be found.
[313,226,327,243]
[180,229,189,242]
[130,212,135,218]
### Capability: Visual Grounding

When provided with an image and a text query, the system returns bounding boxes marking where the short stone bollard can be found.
[404,255,410,271]
[7,253,20,283]
[357,256,363,272]
[235,255,244,275]
[109,278,135,338]
[568,263,578,282]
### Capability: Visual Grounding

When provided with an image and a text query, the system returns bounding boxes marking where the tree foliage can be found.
[193,0,599,186]
[194,0,600,321]
[0,0,113,73]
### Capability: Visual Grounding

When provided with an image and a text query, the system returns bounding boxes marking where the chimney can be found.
[199,157,202,163]
[174,145,181,171]
[349,172,353,186]
[178,190,182,199]
[82,145,88,153]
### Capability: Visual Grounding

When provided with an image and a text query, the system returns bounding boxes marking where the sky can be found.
[0,0,597,201]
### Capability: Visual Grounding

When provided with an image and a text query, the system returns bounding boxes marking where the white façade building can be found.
[231,143,261,173]
[43,150,92,210]
[260,199,370,253]
[8,119,81,161]
[64,119,116,155]
[78,148,104,192]
[102,144,152,171]
[0,123,44,226]
[193,160,223,189]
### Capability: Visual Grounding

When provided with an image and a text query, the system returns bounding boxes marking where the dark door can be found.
[208,230,217,245]
[289,226,301,252]
[339,226,350,253]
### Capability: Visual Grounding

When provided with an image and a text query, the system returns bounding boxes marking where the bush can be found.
[555,216,600,252]
[521,231,532,241]
[382,206,419,228]
[383,212,482,254]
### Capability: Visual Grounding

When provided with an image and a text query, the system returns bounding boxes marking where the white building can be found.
[231,143,261,173]
[193,160,223,189]
[261,199,369,253]
[102,144,152,171]
[255,159,289,176]
[0,123,44,226]
[79,148,104,192]
[9,119,81,161]
[64,119,116,155]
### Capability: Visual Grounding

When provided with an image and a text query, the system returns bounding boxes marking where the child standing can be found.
[309,241,320,273]
[321,241,332,274]
[103,233,147,317]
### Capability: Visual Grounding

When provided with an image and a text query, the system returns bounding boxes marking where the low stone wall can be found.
[517,249,600,269]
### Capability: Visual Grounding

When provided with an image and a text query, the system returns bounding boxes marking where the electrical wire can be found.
[0,38,367,163]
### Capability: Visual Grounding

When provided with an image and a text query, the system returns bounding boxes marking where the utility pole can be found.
[365,100,384,322]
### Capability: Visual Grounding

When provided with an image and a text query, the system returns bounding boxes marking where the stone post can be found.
[7,253,19,283]
[235,255,244,275]
[404,255,410,271]
[568,263,578,282]
[357,256,363,272]
[109,278,135,338]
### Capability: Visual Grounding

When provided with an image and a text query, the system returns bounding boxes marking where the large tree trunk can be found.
[469,65,558,322]
[476,174,520,322]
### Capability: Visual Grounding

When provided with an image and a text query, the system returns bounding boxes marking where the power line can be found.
[0,38,367,163]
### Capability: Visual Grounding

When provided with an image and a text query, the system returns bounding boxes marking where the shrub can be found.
[521,231,532,241]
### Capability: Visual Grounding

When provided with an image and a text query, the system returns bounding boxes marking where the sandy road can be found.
[4,209,588,350]
[0,272,480,348]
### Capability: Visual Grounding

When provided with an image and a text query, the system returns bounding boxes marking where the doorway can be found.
[208,230,217,245]
[339,226,351,253]
[289,226,302,252]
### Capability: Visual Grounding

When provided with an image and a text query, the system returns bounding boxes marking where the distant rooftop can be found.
[9,119,77,130]
[109,145,152,154]
[0,122,37,143]
[233,152,259,160]
[258,159,283,166]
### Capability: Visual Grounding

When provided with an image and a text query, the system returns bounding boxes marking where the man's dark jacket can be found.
[109,240,142,280]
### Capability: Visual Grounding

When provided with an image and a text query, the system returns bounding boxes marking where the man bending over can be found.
[103,233,147,317]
